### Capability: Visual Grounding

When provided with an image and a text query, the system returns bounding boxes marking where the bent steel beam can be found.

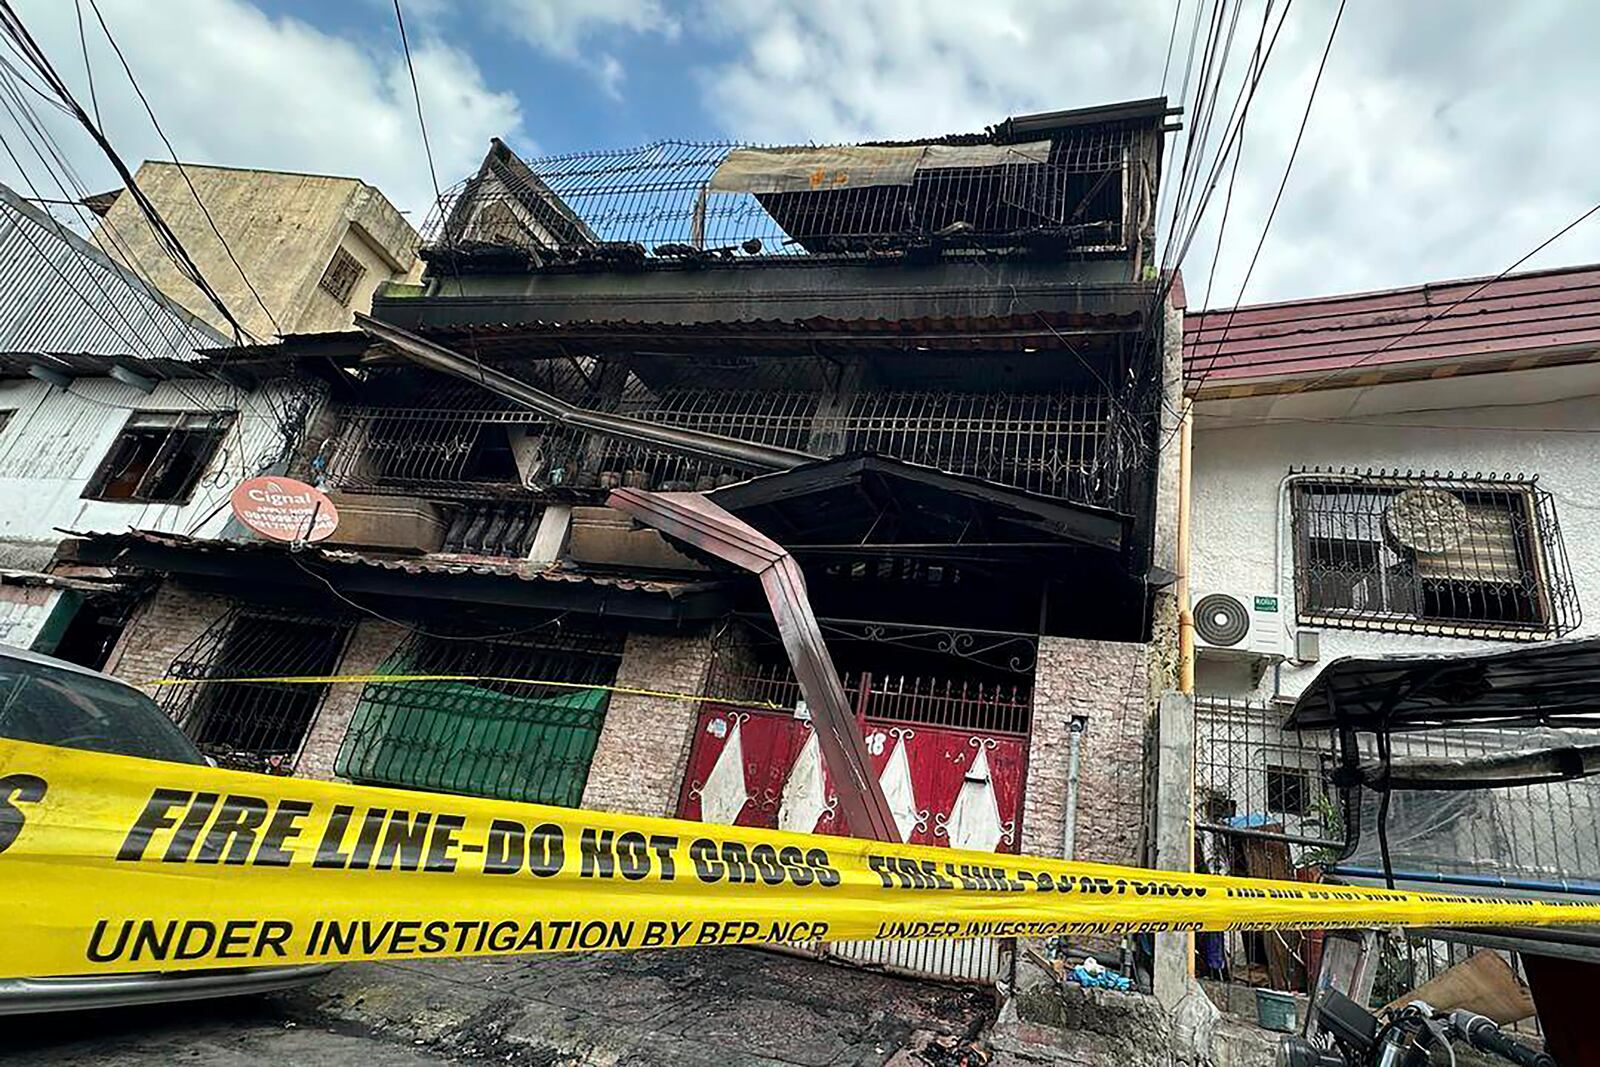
[608,487,900,843]
[354,314,817,472]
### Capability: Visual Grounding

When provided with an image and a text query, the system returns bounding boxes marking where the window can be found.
[318,245,366,304]
[158,609,352,774]
[336,624,624,806]
[1264,765,1312,817]
[83,411,233,503]
[1291,473,1577,637]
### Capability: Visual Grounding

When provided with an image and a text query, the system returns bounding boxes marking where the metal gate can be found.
[678,670,1031,983]
[335,627,623,806]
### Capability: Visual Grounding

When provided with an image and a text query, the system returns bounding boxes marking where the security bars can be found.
[1289,470,1579,639]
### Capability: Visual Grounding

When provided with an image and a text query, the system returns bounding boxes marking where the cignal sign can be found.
[229,476,339,543]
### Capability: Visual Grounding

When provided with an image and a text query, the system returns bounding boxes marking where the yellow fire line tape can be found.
[145,674,787,712]
[3,736,1600,980]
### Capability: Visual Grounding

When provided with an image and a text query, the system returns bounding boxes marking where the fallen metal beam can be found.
[608,488,900,843]
[354,313,817,472]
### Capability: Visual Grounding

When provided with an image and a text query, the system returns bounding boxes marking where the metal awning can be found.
[708,453,1129,556]
[1287,637,1600,732]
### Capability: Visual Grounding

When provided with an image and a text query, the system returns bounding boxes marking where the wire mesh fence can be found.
[422,125,1157,270]
[1193,693,1578,1040]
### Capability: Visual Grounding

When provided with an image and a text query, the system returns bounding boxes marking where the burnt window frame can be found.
[82,410,235,505]
[157,606,355,775]
[1289,471,1580,640]
[318,245,366,305]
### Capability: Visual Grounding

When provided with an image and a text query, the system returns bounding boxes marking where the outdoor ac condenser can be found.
[1192,590,1289,660]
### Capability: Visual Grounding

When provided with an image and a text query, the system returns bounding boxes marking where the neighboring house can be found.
[90,162,421,341]
[1183,265,1600,977]
[72,100,1188,982]
[0,181,313,665]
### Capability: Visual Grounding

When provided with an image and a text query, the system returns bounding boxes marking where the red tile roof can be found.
[1184,263,1600,396]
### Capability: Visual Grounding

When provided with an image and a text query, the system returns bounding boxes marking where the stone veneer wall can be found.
[581,628,715,817]
[295,618,407,780]
[1020,636,1151,867]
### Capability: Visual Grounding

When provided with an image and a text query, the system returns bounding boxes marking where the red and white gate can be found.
[678,675,1031,983]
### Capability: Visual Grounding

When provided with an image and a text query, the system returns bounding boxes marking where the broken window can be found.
[1291,474,1577,637]
[318,245,366,305]
[158,608,352,774]
[82,411,233,503]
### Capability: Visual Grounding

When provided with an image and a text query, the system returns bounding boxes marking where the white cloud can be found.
[694,0,1600,305]
[485,0,679,97]
[4,0,523,222]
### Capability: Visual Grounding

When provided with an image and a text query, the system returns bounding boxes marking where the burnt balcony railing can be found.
[324,387,1137,510]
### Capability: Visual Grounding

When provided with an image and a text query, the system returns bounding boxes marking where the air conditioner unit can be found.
[1192,590,1288,660]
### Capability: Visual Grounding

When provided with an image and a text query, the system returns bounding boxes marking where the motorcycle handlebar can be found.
[1449,1010,1555,1067]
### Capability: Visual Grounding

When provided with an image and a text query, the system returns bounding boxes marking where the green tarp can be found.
[335,680,608,807]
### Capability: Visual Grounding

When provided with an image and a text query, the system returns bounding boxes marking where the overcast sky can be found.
[7,0,1598,308]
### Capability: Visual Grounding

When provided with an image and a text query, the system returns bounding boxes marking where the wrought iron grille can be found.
[423,127,1156,269]
[1290,470,1580,639]
[335,624,624,807]
[708,617,1035,735]
[326,387,1130,508]
[157,607,354,774]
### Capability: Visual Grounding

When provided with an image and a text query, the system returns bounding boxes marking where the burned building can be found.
[78,99,1185,972]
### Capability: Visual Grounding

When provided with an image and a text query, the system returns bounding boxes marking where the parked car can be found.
[0,642,331,1013]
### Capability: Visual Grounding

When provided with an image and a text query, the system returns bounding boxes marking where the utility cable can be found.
[1186,0,1346,402]
[85,0,281,339]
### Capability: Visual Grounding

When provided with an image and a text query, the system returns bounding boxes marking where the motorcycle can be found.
[1276,988,1555,1067]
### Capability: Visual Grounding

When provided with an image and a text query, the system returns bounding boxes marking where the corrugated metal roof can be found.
[84,529,715,598]
[0,183,228,361]
[403,308,1142,358]
[1183,263,1600,395]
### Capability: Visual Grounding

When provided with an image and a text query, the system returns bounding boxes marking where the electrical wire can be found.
[392,0,442,220]
[1277,199,1600,396]
[1185,0,1347,402]
[72,0,98,129]
[1159,0,1186,97]
[0,0,254,342]
[289,552,581,642]
[84,0,281,340]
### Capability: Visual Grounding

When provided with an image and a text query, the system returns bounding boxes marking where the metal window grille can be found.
[325,387,1129,507]
[158,607,353,774]
[318,246,365,304]
[82,411,234,503]
[1290,470,1580,639]
[423,128,1156,270]
[335,624,624,806]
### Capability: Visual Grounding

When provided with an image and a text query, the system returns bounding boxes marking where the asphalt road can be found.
[10,949,994,1066]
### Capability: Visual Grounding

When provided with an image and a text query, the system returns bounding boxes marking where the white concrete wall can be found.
[0,375,307,565]
[1190,370,1600,702]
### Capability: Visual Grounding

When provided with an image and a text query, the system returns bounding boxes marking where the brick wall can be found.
[102,579,232,696]
[295,618,407,780]
[581,628,714,817]
[1021,636,1150,866]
